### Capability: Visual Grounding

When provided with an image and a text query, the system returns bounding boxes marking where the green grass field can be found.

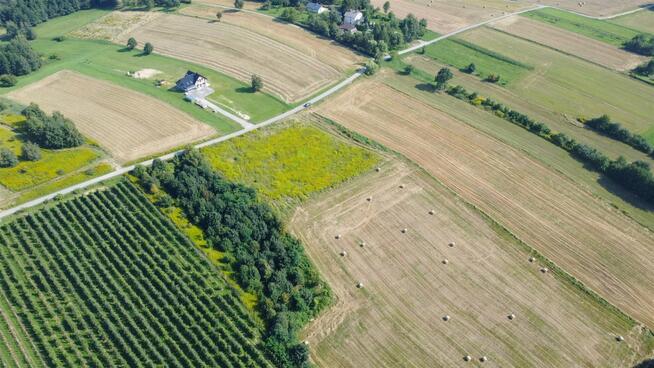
[1,10,290,130]
[609,9,654,34]
[202,123,379,207]
[0,181,272,367]
[523,7,647,46]
[422,38,533,86]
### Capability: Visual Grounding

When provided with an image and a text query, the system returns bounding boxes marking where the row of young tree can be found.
[277,0,427,56]
[584,115,653,156]
[132,149,332,368]
[447,85,654,204]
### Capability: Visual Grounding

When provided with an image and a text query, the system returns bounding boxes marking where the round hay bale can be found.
[463,355,471,362]
[401,228,408,233]
[303,340,310,345]
[616,335,624,342]
[399,184,405,189]
[359,241,366,247]
[540,267,549,273]
[442,259,449,265]
[340,251,347,257]
[480,356,488,363]
[335,234,341,239]
[356,282,364,289]
[529,257,535,263]
[442,315,450,322]
[375,167,381,172]
[508,313,515,320]
[429,210,435,215]
[448,242,455,248]
[366,197,373,202]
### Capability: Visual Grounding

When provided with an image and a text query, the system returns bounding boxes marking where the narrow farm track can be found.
[318,80,654,329]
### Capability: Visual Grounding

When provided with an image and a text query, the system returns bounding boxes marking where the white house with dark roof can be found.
[343,10,363,26]
[307,2,328,14]
[175,71,209,93]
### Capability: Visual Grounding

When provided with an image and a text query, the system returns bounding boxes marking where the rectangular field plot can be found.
[610,9,654,34]
[521,0,651,18]
[318,80,654,329]
[490,16,647,71]
[7,71,215,163]
[369,0,526,34]
[122,13,350,103]
[0,181,272,368]
[292,160,654,368]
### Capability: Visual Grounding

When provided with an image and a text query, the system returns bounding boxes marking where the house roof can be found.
[307,2,326,12]
[176,71,206,90]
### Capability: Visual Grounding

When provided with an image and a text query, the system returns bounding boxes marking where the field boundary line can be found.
[0,69,364,221]
[548,4,654,20]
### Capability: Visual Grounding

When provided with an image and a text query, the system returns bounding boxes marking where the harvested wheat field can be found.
[195,0,262,11]
[122,13,345,102]
[7,70,214,163]
[69,10,159,40]
[179,5,361,70]
[520,0,651,17]
[318,80,654,329]
[292,158,653,368]
[370,0,526,33]
[490,16,646,71]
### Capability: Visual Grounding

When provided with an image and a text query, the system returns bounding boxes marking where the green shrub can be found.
[21,141,41,161]
[0,74,17,87]
[0,148,18,168]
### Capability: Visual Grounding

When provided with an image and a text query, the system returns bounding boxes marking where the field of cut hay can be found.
[610,9,654,33]
[369,0,525,33]
[7,70,215,163]
[291,158,653,368]
[179,5,361,71]
[521,0,651,17]
[69,10,158,41]
[195,0,262,11]
[490,16,646,71]
[317,80,654,329]
[122,13,347,103]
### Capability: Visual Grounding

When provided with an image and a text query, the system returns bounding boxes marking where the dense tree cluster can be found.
[634,59,654,77]
[447,85,654,204]
[624,34,654,56]
[585,115,652,155]
[0,0,116,29]
[21,103,84,149]
[133,150,332,368]
[0,36,41,77]
[276,0,426,56]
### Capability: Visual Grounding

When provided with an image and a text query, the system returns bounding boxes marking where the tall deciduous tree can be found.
[251,74,263,92]
[434,67,453,90]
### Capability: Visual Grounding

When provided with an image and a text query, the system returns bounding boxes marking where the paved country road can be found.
[0,2,643,220]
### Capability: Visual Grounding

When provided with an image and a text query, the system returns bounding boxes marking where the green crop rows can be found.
[0,181,273,367]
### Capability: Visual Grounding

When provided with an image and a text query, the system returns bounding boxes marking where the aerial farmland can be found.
[0,0,653,367]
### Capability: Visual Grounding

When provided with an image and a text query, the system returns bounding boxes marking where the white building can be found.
[307,2,328,14]
[343,10,363,25]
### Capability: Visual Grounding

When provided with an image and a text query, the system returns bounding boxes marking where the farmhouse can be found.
[339,23,358,33]
[307,2,328,14]
[176,70,209,92]
[343,10,363,26]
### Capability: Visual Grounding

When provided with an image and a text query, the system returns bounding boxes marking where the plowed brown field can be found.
[292,158,652,368]
[7,70,214,163]
[317,80,654,329]
[490,16,646,71]
[122,13,348,102]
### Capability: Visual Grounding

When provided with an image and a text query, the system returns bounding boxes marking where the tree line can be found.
[624,34,654,56]
[0,0,117,30]
[276,0,427,56]
[584,115,653,156]
[447,85,654,204]
[132,149,332,368]
[0,36,41,79]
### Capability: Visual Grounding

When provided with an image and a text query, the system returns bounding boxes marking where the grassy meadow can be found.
[523,7,646,46]
[609,9,654,34]
[2,10,290,131]
[422,38,533,85]
[202,123,379,208]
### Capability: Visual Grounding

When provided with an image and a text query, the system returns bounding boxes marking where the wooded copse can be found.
[0,36,41,77]
[624,34,654,56]
[278,0,427,56]
[21,103,85,149]
[0,0,117,29]
[447,85,654,204]
[133,149,332,368]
